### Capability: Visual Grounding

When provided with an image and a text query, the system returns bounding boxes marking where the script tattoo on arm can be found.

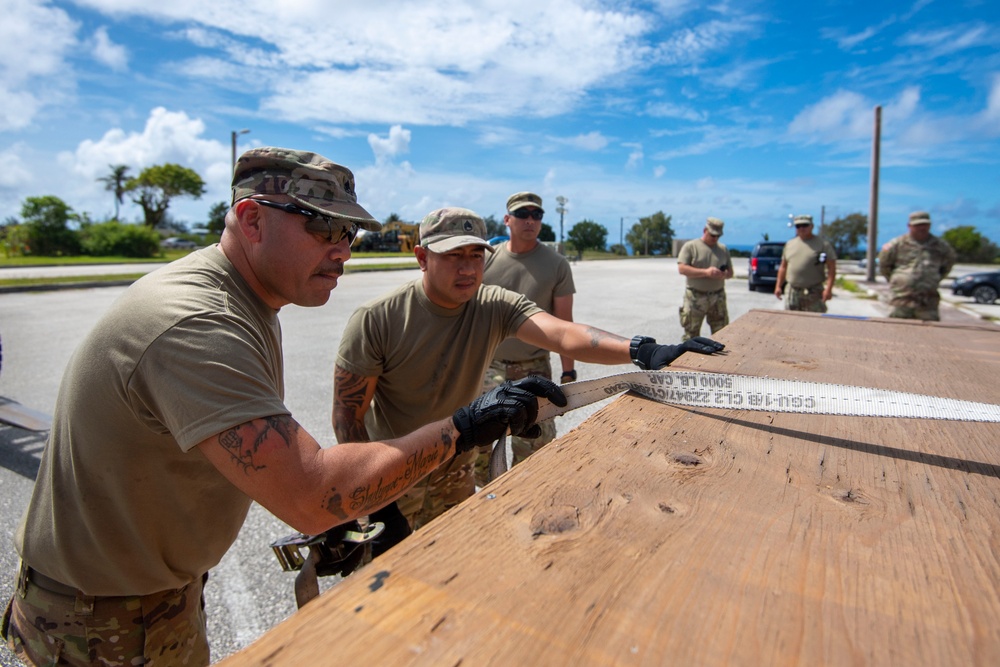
[321,425,457,521]
[333,365,374,443]
[216,415,300,474]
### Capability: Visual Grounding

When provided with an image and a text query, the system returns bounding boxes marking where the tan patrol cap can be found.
[706,217,724,236]
[419,207,495,254]
[909,211,931,225]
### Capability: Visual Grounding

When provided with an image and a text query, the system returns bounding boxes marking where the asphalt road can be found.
[0,257,995,665]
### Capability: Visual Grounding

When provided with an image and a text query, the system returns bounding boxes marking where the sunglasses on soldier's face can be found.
[511,208,544,221]
[255,199,359,245]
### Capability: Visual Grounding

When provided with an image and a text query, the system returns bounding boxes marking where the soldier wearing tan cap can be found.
[774,214,837,312]
[475,192,576,486]
[334,206,724,537]
[4,149,562,666]
[677,217,734,340]
[878,211,956,320]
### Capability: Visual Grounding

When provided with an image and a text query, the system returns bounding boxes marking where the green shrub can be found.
[80,220,162,258]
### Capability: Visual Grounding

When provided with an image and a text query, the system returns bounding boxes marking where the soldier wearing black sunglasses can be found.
[475,191,576,485]
[254,198,360,246]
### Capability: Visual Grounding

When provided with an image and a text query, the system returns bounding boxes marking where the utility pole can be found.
[620,217,624,248]
[231,128,250,175]
[556,196,568,246]
[866,106,881,282]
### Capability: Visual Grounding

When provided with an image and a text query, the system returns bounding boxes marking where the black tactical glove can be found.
[369,501,412,559]
[452,376,567,452]
[633,336,725,370]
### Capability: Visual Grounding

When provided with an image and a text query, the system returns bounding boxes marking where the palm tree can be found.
[98,164,131,220]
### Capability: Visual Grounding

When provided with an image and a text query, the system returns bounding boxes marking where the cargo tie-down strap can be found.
[488,369,1000,481]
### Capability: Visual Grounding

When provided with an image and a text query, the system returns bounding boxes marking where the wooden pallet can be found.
[221,310,1000,666]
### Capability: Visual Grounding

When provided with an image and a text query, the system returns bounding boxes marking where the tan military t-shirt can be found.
[15,246,287,596]
[484,242,575,362]
[782,235,837,288]
[678,238,731,292]
[336,280,541,441]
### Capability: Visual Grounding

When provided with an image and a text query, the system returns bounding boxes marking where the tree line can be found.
[2,163,221,258]
[4,164,997,263]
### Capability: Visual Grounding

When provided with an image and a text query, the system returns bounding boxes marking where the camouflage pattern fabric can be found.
[879,234,956,321]
[679,288,729,341]
[474,357,556,487]
[3,565,208,666]
[785,284,827,313]
[396,448,477,530]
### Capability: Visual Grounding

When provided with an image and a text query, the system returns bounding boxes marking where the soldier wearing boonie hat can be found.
[775,213,837,313]
[232,146,381,231]
[878,210,956,320]
[676,217,734,341]
[7,147,558,665]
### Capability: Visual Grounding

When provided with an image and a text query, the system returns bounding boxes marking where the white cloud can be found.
[653,165,666,178]
[368,125,412,165]
[0,0,78,130]
[90,26,128,71]
[559,132,610,151]
[0,143,34,190]
[624,142,643,169]
[646,101,707,122]
[53,107,230,221]
[787,90,872,142]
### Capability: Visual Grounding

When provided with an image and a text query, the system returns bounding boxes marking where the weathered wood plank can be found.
[221,311,1000,666]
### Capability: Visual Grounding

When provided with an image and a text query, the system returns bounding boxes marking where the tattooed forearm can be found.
[216,415,299,474]
[585,326,627,348]
[334,366,370,412]
[333,366,375,443]
[321,435,454,520]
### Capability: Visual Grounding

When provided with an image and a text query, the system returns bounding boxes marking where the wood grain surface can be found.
[220,311,1000,666]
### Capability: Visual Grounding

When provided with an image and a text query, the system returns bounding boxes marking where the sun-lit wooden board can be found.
[220,311,1000,666]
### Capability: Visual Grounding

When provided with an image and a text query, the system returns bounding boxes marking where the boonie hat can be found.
[706,217,724,236]
[793,215,813,226]
[232,147,381,231]
[420,207,495,254]
[909,211,932,225]
[507,192,544,213]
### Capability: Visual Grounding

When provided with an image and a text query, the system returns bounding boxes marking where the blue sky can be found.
[2,0,998,249]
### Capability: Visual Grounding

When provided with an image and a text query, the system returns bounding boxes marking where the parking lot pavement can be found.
[0,257,995,666]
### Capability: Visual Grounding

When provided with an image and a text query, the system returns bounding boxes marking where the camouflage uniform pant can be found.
[396,448,477,530]
[679,288,728,341]
[473,357,556,488]
[785,284,828,313]
[2,563,209,666]
[888,290,941,321]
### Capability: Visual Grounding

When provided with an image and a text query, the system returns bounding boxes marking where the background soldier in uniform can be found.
[333,207,723,534]
[879,211,956,321]
[477,191,576,486]
[677,217,734,341]
[774,214,837,312]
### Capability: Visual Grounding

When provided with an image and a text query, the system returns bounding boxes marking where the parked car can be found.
[488,236,509,246]
[747,241,785,291]
[951,270,1000,304]
[161,237,198,249]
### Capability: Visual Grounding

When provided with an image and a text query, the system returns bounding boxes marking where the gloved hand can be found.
[453,376,567,452]
[369,501,412,559]
[636,336,725,370]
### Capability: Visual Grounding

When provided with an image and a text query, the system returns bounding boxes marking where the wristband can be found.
[560,370,577,381]
[629,335,656,369]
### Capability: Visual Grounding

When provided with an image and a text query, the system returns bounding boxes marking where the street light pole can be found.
[231,128,250,175]
[556,196,568,247]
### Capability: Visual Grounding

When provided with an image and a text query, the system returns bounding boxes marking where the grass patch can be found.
[0,273,148,288]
